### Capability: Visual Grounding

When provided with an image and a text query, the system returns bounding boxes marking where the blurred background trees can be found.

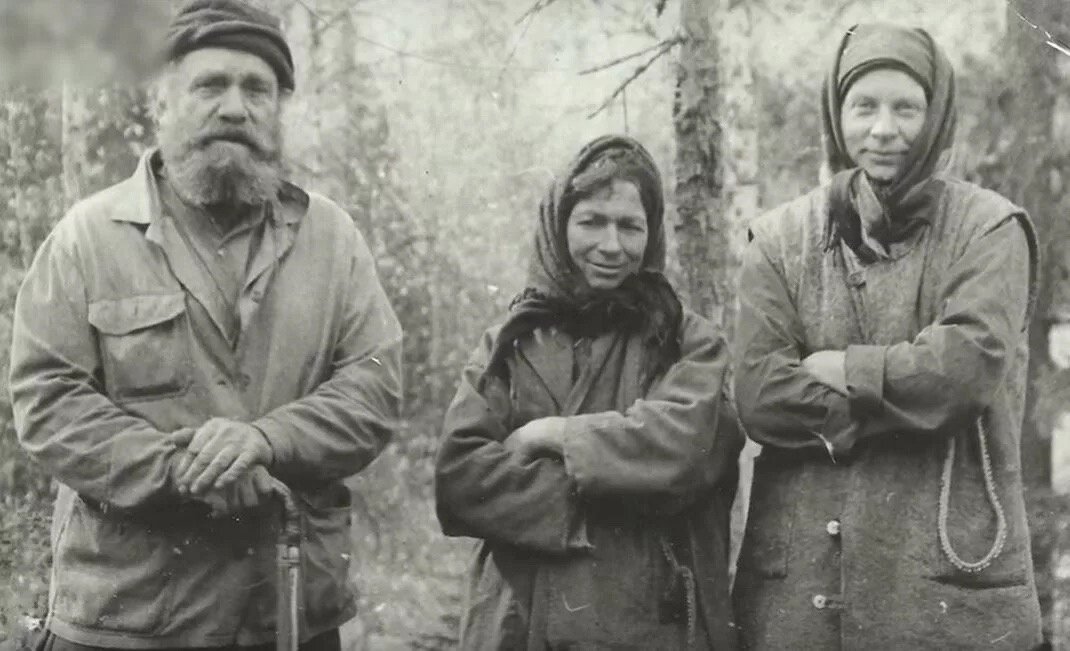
[1,0,1068,648]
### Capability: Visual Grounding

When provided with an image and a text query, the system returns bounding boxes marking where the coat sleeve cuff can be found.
[563,503,592,551]
[820,396,858,462]
[560,412,608,498]
[250,417,293,469]
[845,344,885,415]
[559,416,597,552]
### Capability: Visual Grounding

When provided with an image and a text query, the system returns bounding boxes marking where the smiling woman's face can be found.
[566,178,648,291]
[840,67,928,183]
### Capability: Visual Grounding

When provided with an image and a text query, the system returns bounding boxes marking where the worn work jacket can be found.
[436,311,743,650]
[9,151,402,648]
[732,177,1043,650]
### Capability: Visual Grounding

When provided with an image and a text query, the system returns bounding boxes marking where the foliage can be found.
[0,492,51,644]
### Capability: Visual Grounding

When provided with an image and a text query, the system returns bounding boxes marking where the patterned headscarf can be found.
[820,23,957,260]
[479,135,682,391]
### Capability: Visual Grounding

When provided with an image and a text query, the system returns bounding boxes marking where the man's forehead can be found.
[175,47,277,81]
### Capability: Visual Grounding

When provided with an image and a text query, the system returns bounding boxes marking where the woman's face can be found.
[566,178,649,291]
[840,67,928,183]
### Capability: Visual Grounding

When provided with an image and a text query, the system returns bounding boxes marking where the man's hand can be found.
[802,350,848,395]
[174,418,273,496]
[504,416,566,463]
[1051,322,1070,370]
[192,465,276,518]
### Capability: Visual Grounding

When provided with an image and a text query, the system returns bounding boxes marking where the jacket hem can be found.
[47,602,357,649]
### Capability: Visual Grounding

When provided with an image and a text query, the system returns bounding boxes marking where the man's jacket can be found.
[9,151,403,648]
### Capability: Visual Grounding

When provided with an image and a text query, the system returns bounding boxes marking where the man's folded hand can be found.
[173,418,274,496]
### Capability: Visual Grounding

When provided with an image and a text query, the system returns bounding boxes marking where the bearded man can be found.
[9,1,402,649]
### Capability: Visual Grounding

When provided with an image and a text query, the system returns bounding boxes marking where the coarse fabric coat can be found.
[435,133,741,649]
[732,177,1043,650]
[436,313,741,649]
[9,151,402,648]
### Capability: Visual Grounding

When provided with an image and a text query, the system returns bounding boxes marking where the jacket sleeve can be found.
[560,312,743,515]
[735,215,1033,458]
[10,234,187,510]
[253,225,402,483]
[842,215,1032,441]
[434,329,589,554]
[733,229,856,456]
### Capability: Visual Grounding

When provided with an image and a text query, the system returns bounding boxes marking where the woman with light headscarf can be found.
[732,23,1043,649]
[435,135,743,649]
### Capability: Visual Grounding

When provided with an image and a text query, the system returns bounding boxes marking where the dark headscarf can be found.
[164,0,295,92]
[820,23,957,261]
[478,135,682,391]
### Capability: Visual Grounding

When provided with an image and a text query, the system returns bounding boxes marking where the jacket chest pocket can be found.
[88,293,191,402]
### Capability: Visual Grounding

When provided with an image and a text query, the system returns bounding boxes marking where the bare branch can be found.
[814,0,862,40]
[498,8,537,84]
[1011,5,1070,58]
[516,0,563,25]
[293,0,371,38]
[578,35,684,75]
[310,8,354,38]
[586,37,682,119]
[291,0,328,22]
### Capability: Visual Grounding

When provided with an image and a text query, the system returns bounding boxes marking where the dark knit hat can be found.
[164,0,294,92]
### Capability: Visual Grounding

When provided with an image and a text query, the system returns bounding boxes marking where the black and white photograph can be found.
[0,0,1067,649]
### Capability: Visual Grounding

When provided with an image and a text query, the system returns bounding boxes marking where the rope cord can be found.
[660,537,697,649]
[937,415,1008,573]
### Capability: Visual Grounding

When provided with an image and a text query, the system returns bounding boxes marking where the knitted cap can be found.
[164,0,294,91]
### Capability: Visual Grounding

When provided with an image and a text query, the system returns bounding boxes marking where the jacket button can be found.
[812,594,828,609]
[826,519,841,536]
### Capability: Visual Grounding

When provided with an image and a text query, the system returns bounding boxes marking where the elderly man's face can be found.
[156,47,285,211]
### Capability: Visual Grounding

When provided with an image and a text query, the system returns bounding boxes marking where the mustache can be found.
[194,128,272,153]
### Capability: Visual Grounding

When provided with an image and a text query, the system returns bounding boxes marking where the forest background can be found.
[1,0,1069,648]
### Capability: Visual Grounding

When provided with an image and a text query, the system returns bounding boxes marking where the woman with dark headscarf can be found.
[732,24,1043,649]
[435,135,742,649]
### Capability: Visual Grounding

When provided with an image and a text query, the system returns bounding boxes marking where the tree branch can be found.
[578,35,684,75]
[310,8,355,38]
[586,37,682,119]
[813,0,862,41]
[516,0,564,25]
[291,0,328,23]
[1011,5,1070,58]
[498,7,537,83]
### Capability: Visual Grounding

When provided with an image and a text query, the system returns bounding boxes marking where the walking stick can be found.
[267,477,303,651]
